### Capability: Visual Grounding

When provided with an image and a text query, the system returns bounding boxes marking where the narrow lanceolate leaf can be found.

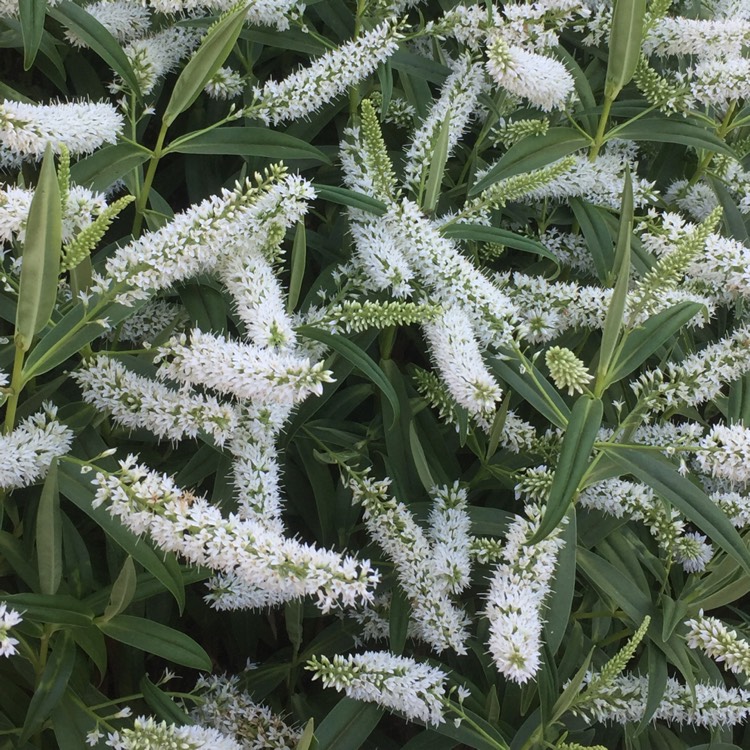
[163,4,246,127]
[15,143,62,351]
[606,447,750,578]
[314,698,383,750]
[605,301,705,385]
[20,631,76,743]
[596,168,632,391]
[422,108,451,212]
[19,0,46,70]
[101,555,136,622]
[530,395,603,544]
[470,128,589,195]
[36,460,62,595]
[97,615,212,670]
[288,221,307,313]
[48,1,141,96]
[295,718,316,750]
[605,0,647,100]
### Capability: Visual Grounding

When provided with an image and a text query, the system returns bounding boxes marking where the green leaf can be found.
[48,1,141,96]
[101,555,136,622]
[1,593,94,627]
[389,584,411,655]
[577,547,652,620]
[140,675,194,725]
[59,462,186,612]
[550,647,594,722]
[422,107,451,212]
[313,184,388,215]
[604,0,646,99]
[390,47,451,83]
[490,353,571,430]
[570,199,614,282]
[36,460,62,595]
[168,126,331,163]
[409,421,436,491]
[314,698,383,750]
[530,396,603,543]
[70,143,150,194]
[97,615,212,670]
[613,117,735,157]
[469,128,589,195]
[605,301,705,385]
[298,327,399,426]
[596,168,632,389]
[296,718,317,750]
[20,631,76,743]
[634,644,667,735]
[440,223,559,264]
[163,5,246,127]
[15,144,61,351]
[288,221,307,313]
[19,0,46,70]
[544,508,577,655]
[606,447,750,578]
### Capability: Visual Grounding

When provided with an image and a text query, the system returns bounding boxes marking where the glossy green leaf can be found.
[606,301,705,385]
[163,5,246,127]
[604,0,646,99]
[48,1,141,96]
[36,459,62,595]
[288,221,307,313]
[570,198,614,282]
[314,698,383,750]
[409,421,436,491]
[490,353,571,430]
[20,631,76,743]
[422,107,451,212]
[596,169,632,390]
[2,593,94,626]
[470,128,589,195]
[298,326,399,426]
[168,126,330,163]
[606,447,750,577]
[313,184,388,215]
[613,117,735,157]
[530,396,603,543]
[19,0,46,70]
[544,508,577,655]
[296,718,317,750]
[98,615,212,670]
[634,644,667,736]
[440,223,559,264]
[69,143,150,193]
[101,555,136,622]
[389,584,410,655]
[15,144,61,351]
[140,675,194,725]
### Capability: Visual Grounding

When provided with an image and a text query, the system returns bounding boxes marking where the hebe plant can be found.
[4,0,750,747]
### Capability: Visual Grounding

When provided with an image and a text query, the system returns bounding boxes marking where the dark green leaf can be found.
[70,143,150,194]
[36,460,62,595]
[19,0,46,70]
[313,184,387,215]
[315,698,383,750]
[98,615,211,670]
[613,118,735,157]
[140,675,194,725]
[440,223,559,264]
[168,127,330,162]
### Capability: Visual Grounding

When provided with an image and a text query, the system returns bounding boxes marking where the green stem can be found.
[132,121,169,238]
[689,101,736,186]
[589,94,614,161]
[3,342,25,434]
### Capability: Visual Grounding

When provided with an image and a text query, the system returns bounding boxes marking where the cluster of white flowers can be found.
[146,0,303,30]
[0,603,22,658]
[191,674,301,749]
[573,672,750,727]
[485,35,575,112]
[251,21,402,125]
[92,457,379,612]
[351,474,471,654]
[102,716,241,750]
[74,355,239,446]
[307,651,448,725]
[402,53,485,195]
[0,99,123,164]
[686,612,750,677]
[109,299,187,345]
[578,478,714,572]
[696,423,750,486]
[65,0,151,47]
[486,503,566,683]
[0,406,73,491]
[204,67,245,100]
[423,306,503,419]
